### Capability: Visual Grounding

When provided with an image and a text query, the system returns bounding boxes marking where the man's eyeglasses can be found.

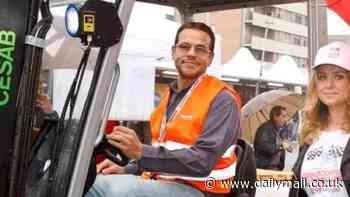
[174,43,212,56]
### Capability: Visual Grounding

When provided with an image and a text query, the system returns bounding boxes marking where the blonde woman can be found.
[289,41,350,197]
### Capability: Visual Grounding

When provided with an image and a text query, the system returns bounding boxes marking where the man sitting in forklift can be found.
[86,22,242,197]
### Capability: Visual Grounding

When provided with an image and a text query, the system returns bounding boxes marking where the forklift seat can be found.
[227,138,256,197]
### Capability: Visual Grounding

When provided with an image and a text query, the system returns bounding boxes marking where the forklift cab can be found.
[0,0,323,197]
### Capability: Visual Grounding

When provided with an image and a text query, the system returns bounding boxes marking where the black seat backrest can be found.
[229,138,257,197]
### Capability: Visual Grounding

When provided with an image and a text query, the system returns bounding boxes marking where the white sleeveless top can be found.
[301,129,350,197]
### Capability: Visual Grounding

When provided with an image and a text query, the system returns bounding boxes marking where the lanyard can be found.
[157,75,205,144]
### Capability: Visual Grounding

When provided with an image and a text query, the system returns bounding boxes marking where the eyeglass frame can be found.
[173,42,212,56]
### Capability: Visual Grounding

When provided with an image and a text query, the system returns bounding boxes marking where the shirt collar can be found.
[168,80,196,94]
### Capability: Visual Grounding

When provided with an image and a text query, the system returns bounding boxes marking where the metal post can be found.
[307,0,328,76]
[179,10,194,23]
[308,0,317,75]
[256,20,273,96]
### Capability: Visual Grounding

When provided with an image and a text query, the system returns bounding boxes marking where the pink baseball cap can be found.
[313,41,350,71]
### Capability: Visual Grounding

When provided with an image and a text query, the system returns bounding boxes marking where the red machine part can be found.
[95,120,119,163]
[327,0,350,26]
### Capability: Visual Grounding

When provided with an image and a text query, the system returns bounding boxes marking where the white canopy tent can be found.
[221,47,261,80]
[261,55,308,85]
[120,3,180,62]
[51,62,155,121]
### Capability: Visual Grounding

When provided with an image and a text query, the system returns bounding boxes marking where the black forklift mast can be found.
[0,0,39,196]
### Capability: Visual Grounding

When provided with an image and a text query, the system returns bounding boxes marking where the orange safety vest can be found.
[146,74,241,194]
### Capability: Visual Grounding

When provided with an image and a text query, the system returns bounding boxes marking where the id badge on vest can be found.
[157,117,167,147]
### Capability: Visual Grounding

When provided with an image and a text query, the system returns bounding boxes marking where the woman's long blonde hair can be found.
[300,72,350,145]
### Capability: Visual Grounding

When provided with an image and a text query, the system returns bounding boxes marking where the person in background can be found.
[289,42,350,196]
[32,80,58,141]
[85,22,242,197]
[36,86,55,116]
[254,105,291,170]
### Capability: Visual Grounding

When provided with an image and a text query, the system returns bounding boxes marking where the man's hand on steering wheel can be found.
[106,126,143,161]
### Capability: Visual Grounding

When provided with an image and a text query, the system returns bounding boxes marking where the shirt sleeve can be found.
[124,162,142,175]
[137,90,241,177]
[43,111,59,121]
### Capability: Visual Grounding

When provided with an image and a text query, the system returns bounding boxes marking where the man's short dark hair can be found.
[269,105,287,121]
[174,22,215,52]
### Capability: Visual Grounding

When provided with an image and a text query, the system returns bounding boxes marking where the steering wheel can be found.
[94,134,129,166]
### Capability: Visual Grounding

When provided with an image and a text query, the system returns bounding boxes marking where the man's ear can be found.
[208,52,214,65]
